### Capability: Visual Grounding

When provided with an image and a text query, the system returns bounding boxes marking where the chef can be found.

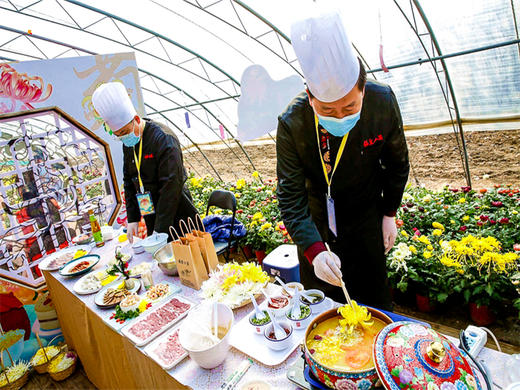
[277,12,409,310]
[93,82,197,242]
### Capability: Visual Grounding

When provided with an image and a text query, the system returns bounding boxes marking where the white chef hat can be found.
[290,12,360,103]
[92,82,136,131]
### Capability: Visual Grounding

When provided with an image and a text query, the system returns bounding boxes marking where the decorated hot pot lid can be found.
[373,321,482,390]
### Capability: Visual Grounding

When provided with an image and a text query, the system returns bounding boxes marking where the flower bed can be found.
[389,185,520,320]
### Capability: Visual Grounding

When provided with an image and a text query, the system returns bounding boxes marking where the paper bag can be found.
[186,217,219,273]
[171,236,208,290]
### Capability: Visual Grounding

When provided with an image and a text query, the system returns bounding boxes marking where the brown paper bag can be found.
[185,217,219,274]
[170,226,208,290]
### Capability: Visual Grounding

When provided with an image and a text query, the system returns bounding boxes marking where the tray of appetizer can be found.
[229,288,336,366]
[121,294,194,347]
[143,324,188,370]
[59,255,100,277]
[38,245,92,271]
[95,278,140,308]
[73,271,120,295]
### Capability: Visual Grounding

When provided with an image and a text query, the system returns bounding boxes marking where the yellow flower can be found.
[418,236,430,245]
[432,222,445,231]
[252,171,259,179]
[235,193,241,198]
[458,198,466,203]
[433,229,443,236]
[252,212,263,221]
[450,220,456,224]
[427,245,433,251]
[513,210,518,215]
[189,177,203,188]
[423,251,433,259]
[409,245,417,254]
[463,215,470,222]
[337,300,373,334]
[260,222,272,231]
[401,230,409,238]
[236,178,246,189]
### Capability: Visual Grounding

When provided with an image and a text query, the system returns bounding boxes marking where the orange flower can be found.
[395,219,404,228]
[479,188,487,194]
[443,205,449,210]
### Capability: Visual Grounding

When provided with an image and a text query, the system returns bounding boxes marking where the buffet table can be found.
[42,237,513,390]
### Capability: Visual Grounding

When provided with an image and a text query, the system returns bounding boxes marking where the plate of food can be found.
[143,324,188,370]
[59,255,100,277]
[128,261,154,277]
[73,271,120,295]
[200,262,269,309]
[95,278,140,308]
[72,233,93,245]
[121,295,194,346]
[144,282,178,305]
[38,245,92,271]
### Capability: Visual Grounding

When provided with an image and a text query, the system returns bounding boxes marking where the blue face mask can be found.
[317,110,361,137]
[119,122,140,147]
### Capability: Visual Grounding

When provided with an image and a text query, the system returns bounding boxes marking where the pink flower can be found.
[499,218,510,224]
[414,230,421,236]
[513,244,520,251]
[460,226,467,232]
[0,63,53,110]
[491,201,503,207]
[335,379,358,390]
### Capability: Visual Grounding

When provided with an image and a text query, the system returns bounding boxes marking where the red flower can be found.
[490,219,497,225]
[474,206,480,210]
[412,227,418,231]
[499,218,510,224]
[283,238,288,243]
[237,209,243,214]
[461,186,471,193]
[513,244,520,251]
[124,262,129,269]
[491,201,503,207]
[480,215,489,222]
[477,221,483,226]
[460,226,467,232]
[396,219,404,228]
[509,193,514,197]
[449,188,459,193]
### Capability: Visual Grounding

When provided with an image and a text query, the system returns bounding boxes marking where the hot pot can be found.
[303,308,488,390]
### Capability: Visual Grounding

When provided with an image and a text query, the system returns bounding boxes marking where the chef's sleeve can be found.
[123,150,141,224]
[380,89,410,216]
[276,118,324,262]
[153,132,185,233]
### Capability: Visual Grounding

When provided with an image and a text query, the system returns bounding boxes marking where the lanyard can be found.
[314,115,348,197]
[133,136,144,193]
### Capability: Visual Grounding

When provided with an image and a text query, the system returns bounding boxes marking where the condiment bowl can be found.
[285,304,312,330]
[266,295,290,318]
[120,294,141,313]
[248,310,271,335]
[142,233,168,254]
[300,289,327,314]
[281,282,304,298]
[263,320,293,351]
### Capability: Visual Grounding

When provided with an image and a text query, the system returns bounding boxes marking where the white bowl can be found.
[120,294,141,313]
[266,295,290,318]
[141,233,168,254]
[285,304,312,330]
[248,311,271,335]
[263,321,293,351]
[300,289,327,314]
[281,282,304,298]
[179,303,234,369]
[101,226,114,241]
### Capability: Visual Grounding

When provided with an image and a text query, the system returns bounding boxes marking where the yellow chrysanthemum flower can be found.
[432,222,444,230]
[463,215,470,222]
[433,229,443,236]
[409,245,417,254]
[337,300,373,334]
[236,178,246,189]
[458,198,466,203]
[252,171,260,179]
[401,230,409,238]
[423,251,433,259]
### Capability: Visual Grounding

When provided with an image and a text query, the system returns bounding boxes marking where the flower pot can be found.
[255,250,266,264]
[469,302,495,326]
[243,245,253,259]
[415,293,435,313]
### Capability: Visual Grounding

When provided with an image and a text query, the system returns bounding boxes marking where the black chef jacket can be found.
[123,119,197,235]
[276,80,409,309]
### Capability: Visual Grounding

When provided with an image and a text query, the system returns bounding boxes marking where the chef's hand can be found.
[382,215,397,254]
[313,251,342,287]
[127,222,139,243]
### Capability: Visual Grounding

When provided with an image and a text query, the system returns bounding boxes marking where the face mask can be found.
[119,121,140,147]
[317,110,361,137]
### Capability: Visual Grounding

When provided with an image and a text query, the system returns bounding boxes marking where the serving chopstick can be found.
[325,243,353,308]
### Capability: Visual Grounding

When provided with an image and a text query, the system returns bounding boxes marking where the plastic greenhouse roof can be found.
[0,0,519,156]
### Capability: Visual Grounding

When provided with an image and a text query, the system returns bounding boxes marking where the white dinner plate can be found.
[73,271,121,295]
[95,278,141,308]
[38,245,92,271]
[59,254,100,277]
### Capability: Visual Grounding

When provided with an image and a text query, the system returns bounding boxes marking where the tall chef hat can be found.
[92,82,136,132]
[290,11,360,103]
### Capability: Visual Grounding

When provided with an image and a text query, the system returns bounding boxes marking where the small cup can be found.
[266,295,290,318]
[285,304,312,330]
[248,311,271,335]
[300,289,327,314]
[120,294,141,313]
[263,321,293,351]
[281,282,304,298]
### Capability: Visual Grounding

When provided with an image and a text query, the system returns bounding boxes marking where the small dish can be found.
[300,289,327,314]
[120,293,142,313]
[59,255,100,277]
[266,295,290,318]
[285,304,312,330]
[263,321,293,351]
[248,310,271,335]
